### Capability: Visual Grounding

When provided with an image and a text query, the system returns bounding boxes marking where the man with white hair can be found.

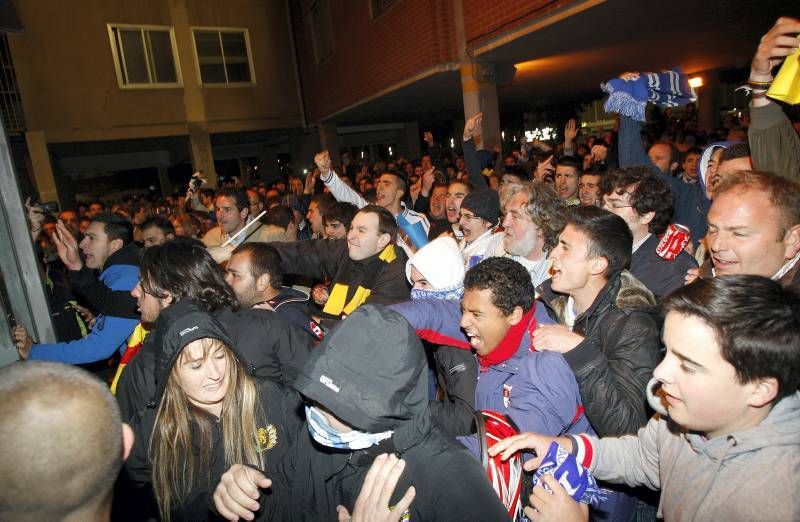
[493,181,567,286]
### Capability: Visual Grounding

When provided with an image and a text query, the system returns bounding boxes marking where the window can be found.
[107,24,181,88]
[191,28,255,86]
[308,0,334,64]
[370,0,398,18]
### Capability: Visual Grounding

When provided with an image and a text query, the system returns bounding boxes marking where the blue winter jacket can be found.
[390,299,591,441]
[392,298,634,520]
[29,247,139,364]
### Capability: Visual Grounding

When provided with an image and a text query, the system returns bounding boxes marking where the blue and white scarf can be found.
[410,284,464,301]
[533,441,607,506]
[305,405,393,450]
[601,69,696,122]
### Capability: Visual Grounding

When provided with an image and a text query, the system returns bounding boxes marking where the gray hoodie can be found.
[581,391,800,521]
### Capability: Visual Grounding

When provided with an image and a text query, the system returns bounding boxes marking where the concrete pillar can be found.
[187,123,217,187]
[169,0,217,185]
[157,166,171,198]
[318,122,341,167]
[453,0,501,151]
[461,63,501,151]
[403,121,421,160]
[24,131,58,204]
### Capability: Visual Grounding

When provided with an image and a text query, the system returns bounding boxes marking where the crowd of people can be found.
[3,16,800,522]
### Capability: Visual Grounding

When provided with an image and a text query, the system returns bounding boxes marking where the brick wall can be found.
[462,0,568,48]
[292,0,457,122]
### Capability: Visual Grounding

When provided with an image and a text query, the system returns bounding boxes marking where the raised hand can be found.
[421,168,435,197]
[337,454,416,522]
[463,113,483,142]
[423,131,434,145]
[305,168,319,194]
[751,17,800,79]
[534,155,555,182]
[590,144,608,163]
[53,220,83,271]
[315,150,332,174]
[564,119,578,143]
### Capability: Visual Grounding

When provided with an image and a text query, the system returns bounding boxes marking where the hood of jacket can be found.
[148,299,235,409]
[293,304,430,450]
[538,269,656,325]
[684,391,800,462]
[102,241,141,271]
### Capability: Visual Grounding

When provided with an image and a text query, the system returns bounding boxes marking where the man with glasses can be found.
[457,190,503,268]
[602,167,697,299]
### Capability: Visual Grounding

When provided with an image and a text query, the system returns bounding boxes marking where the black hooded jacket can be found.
[121,300,303,521]
[272,305,508,521]
[115,301,313,422]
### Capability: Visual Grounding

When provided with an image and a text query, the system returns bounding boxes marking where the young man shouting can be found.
[493,275,800,521]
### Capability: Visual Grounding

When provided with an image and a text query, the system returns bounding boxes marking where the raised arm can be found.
[316,151,367,208]
[462,113,490,190]
[748,17,800,182]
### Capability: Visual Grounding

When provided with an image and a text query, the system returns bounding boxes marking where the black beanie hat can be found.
[460,189,501,225]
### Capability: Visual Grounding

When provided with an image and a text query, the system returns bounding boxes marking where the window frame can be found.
[190,26,256,88]
[106,23,183,89]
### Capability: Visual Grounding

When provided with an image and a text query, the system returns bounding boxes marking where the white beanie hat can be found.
[405,236,465,290]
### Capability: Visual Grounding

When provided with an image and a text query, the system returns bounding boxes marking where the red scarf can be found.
[477,307,537,371]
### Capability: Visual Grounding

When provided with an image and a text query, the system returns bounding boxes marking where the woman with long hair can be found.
[123,299,300,521]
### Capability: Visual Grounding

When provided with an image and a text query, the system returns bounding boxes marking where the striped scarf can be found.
[602,69,696,122]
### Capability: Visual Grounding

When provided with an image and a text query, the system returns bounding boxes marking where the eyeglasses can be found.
[458,212,483,221]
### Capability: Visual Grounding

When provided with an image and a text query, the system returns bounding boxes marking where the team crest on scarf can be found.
[258,425,278,451]
[503,384,512,408]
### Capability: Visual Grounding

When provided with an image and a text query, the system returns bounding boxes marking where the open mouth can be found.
[712,257,737,271]
[465,331,481,349]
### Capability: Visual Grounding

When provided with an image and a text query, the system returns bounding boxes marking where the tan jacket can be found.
[202,220,276,247]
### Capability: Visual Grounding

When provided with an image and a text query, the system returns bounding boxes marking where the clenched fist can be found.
[315,151,332,174]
